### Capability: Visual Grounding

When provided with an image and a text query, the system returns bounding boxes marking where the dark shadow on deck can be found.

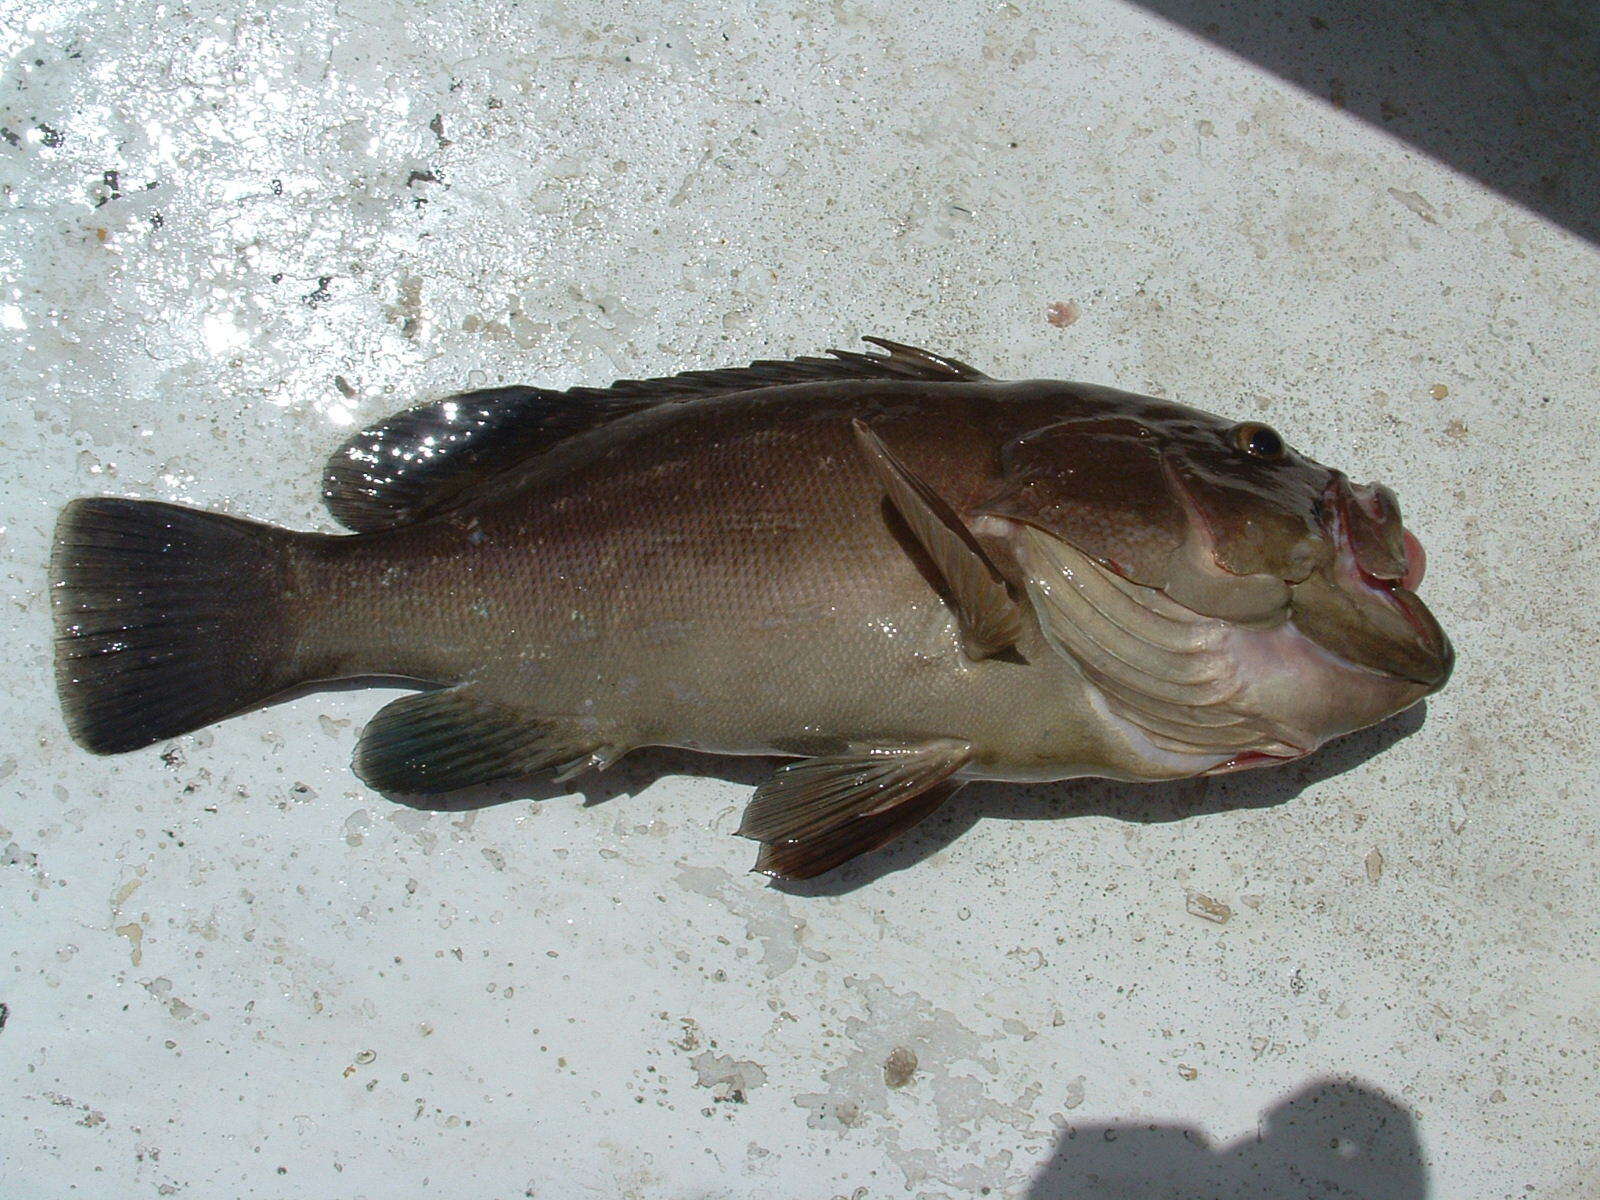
[1127,0,1599,243]
[386,699,1427,895]
[774,702,1427,896]
[1027,1077,1427,1199]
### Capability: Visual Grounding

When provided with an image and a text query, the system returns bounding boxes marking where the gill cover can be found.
[981,406,1324,623]
[1013,524,1297,765]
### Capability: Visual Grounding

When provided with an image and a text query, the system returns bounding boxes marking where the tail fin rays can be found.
[51,498,310,753]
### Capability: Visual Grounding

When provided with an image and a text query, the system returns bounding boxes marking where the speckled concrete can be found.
[2,2,1597,1197]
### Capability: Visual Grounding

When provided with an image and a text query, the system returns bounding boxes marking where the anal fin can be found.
[354,687,619,795]
[738,740,970,879]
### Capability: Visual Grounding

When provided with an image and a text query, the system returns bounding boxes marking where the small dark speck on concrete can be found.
[406,169,439,187]
[270,273,283,283]
[0,1001,10,1033]
[271,178,283,196]
[39,123,64,148]
[1,128,19,147]
[305,276,333,307]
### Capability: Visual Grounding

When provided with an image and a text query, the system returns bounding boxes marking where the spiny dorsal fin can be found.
[322,337,988,533]
[575,337,988,403]
[852,419,1024,659]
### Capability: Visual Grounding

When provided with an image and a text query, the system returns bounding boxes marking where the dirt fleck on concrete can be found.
[1046,300,1080,328]
[883,1046,918,1088]
[1186,891,1233,925]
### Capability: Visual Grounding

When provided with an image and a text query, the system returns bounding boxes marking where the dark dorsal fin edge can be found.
[322,337,989,533]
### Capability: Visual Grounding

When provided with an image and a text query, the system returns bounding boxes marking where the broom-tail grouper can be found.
[51,339,1451,878]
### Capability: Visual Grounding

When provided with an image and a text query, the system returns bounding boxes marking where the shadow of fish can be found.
[50,338,1451,879]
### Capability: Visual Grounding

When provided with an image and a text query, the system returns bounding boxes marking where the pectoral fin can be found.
[852,420,1024,659]
[738,739,971,879]
[1014,525,1290,761]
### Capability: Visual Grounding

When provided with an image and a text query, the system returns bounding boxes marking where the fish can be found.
[50,338,1452,878]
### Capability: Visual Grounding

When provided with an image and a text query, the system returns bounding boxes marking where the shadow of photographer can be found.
[1028,1077,1427,1199]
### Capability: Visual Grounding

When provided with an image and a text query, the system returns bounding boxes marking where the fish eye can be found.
[1233,422,1286,460]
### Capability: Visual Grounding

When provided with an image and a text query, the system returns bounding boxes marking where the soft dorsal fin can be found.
[322,386,651,533]
[323,337,989,532]
[852,419,1024,659]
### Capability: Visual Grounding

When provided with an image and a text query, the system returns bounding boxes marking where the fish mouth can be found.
[1295,476,1454,689]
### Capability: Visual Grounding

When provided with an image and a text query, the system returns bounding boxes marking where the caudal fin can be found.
[51,497,311,753]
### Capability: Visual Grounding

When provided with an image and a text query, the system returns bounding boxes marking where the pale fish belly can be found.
[1015,524,1428,783]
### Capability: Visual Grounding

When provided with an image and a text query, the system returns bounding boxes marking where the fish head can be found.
[985,386,1452,765]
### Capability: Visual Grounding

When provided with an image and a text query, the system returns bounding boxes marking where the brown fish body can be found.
[305,381,1119,778]
[52,340,1453,877]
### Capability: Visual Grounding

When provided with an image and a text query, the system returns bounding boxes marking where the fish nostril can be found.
[1349,482,1387,522]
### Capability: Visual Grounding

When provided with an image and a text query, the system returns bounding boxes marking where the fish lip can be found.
[1306,474,1454,688]
[1327,472,1411,583]
[1380,584,1455,687]
[1336,543,1455,688]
